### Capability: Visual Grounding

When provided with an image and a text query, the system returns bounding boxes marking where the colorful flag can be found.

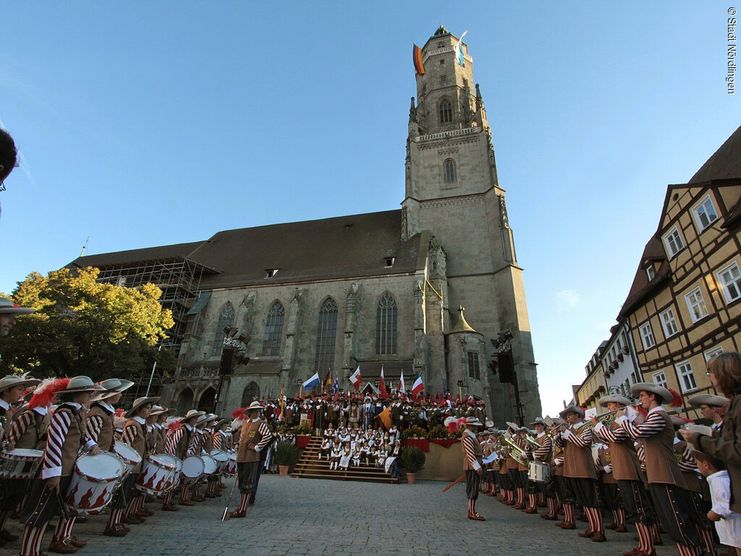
[453,30,468,66]
[411,374,424,399]
[332,377,340,395]
[303,372,320,391]
[379,366,389,399]
[412,44,425,75]
[324,371,332,393]
[349,366,362,391]
[400,370,406,394]
[379,405,392,430]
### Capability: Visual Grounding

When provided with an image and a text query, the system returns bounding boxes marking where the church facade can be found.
[73,28,542,424]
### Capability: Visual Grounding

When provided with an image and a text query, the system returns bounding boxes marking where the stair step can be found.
[292,472,399,484]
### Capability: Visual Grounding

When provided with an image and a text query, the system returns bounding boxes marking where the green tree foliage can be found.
[0,267,175,381]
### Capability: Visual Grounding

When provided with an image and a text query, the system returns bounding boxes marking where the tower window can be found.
[262,301,285,356]
[439,99,452,123]
[265,268,279,278]
[376,293,398,355]
[384,257,395,268]
[211,302,235,357]
[314,298,338,372]
[443,158,457,184]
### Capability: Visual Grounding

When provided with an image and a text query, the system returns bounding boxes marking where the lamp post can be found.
[145,343,164,397]
[457,380,464,401]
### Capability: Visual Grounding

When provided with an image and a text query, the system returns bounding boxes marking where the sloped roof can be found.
[71,210,425,290]
[618,235,670,319]
[689,126,741,183]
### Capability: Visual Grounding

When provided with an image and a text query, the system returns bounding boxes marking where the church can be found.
[72,27,542,424]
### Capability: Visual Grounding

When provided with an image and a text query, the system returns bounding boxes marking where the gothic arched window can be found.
[376,293,398,355]
[443,158,457,184]
[314,298,338,373]
[262,301,285,356]
[211,302,235,357]
[439,99,453,124]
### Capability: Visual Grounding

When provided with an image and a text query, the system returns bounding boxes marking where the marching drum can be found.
[528,461,551,483]
[224,452,237,476]
[180,455,205,485]
[113,441,142,477]
[0,448,43,480]
[136,453,179,495]
[201,454,217,476]
[66,452,125,515]
[210,450,229,474]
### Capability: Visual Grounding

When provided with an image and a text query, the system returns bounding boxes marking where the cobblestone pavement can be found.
[0,477,680,555]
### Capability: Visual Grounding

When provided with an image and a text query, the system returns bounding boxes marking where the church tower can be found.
[403,27,541,423]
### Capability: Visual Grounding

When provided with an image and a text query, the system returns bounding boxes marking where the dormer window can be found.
[384,257,395,268]
[646,264,656,282]
[265,268,279,278]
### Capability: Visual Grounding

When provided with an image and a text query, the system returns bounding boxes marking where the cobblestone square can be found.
[0,476,680,555]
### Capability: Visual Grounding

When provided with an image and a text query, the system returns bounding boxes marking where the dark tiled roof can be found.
[71,241,205,269]
[71,210,425,290]
[618,235,670,319]
[689,126,741,183]
[192,210,424,289]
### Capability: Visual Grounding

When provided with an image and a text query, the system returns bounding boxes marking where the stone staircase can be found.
[292,436,400,484]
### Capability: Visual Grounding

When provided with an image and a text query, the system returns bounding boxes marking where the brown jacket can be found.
[237,419,268,463]
[562,427,597,480]
[643,412,687,488]
[698,393,741,512]
[88,404,115,451]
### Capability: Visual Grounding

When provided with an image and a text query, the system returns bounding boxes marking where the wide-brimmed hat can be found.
[530,417,547,427]
[246,401,264,412]
[0,373,40,393]
[630,382,673,404]
[92,378,135,401]
[559,405,585,419]
[197,413,218,425]
[214,417,229,428]
[150,405,170,416]
[0,298,34,315]
[60,376,105,394]
[183,409,205,421]
[125,396,158,418]
[599,394,633,408]
[465,417,484,427]
[485,420,495,428]
[688,394,729,408]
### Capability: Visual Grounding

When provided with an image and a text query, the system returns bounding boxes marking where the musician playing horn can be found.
[525,417,553,516]
[555,404,606,542]
[461,417,485,521]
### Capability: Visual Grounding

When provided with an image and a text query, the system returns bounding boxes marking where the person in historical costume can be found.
[329,438,342,471]
[339,443,352,471]
[591,394,658,554]
[618,382,703,556]
[555,404,606,542]
[0,297,34,338]
[121,397,158,525]
[524,418,553,516]
[162,409,204,510]
[151,405,170,454]
[231,401,273,518]
[18,376,104,556]
[319,437,331,461]
[0,373,40,547]
[462,417,485,521]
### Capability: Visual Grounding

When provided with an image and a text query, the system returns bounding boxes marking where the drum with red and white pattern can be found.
[65,452,124,515]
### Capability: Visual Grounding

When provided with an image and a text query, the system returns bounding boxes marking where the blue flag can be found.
[303,372,320,391]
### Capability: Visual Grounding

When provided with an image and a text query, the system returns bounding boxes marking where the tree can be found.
[0,267,175,381]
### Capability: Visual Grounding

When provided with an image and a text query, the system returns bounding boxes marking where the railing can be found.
[415,127,479,143]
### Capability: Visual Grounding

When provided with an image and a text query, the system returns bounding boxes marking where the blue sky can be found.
[0,2,737,416]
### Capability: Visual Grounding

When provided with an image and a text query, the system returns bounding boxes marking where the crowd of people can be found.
[460,351,741,556]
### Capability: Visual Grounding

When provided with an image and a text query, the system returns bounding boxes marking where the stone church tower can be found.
[403,27,541,422]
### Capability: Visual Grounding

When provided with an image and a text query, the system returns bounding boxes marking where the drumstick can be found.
[441,472,466,493]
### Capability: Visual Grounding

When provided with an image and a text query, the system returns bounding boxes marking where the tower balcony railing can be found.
[415,126,480,144]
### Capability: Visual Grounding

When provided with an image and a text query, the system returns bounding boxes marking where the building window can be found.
[704,346,724,362]
[676,360,697,392]
[314,298,338,372]
[662,227,685,258]
[646,265,656,282]
[685,287,709,322]
[262,301,285,356]
[211,302,235,357]
[376,293,398,355]
[384,256,396,268]
[716,261,741,304]
[659,307,679,338]
[443,158,457,184]
[467,351,481,380]
[653,371,668,388]
[639,321,656,349]
[439,99,452,124]
[264,268,279,278]
[693,195,719,231]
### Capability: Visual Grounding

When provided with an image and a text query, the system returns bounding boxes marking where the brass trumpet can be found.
[502,434,528,466]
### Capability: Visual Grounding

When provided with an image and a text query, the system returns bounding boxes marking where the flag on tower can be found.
[453,30,468,66]
[349,366,362,391]
[303,372,320,392]
[379,366,389,399]
[412,44,425,75]
[411,374,424,399]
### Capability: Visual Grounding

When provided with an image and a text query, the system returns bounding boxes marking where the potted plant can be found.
[274,441,300,476]
[292,423,313,448]
[428,424,451,440]
[399,446,426,484]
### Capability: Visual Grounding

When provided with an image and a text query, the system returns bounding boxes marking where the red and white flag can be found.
[379,366,389,399]
[349,366,362,391]
[411,374,424,399]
